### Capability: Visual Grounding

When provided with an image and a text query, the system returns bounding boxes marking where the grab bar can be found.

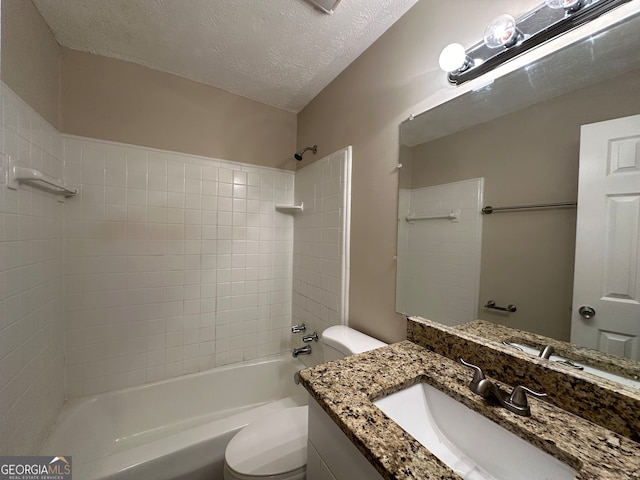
[502,341,524,351]
[406,209,460,222]
[484,300,517,312]
[482,202,576,214]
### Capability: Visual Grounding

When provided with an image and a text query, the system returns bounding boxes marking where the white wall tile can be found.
[0,84,65,455]
[397,179,483,326]
[63,136,294,397]
[290,148,351,366]
[0,81,298,449]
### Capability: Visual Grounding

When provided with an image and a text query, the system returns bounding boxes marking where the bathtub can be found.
[39,354,308,480]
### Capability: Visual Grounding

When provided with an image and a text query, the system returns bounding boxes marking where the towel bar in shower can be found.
[406,209,460,222]
[482,202,576,214]
[7,155,78,197]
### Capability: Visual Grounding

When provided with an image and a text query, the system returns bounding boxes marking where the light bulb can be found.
[484,14,520,49]
[438,43,469,72]
[545,0,581,9]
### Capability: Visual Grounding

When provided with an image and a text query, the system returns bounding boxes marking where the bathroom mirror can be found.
[396,7,640,387]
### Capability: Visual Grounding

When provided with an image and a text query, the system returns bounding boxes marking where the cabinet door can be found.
[307,396,384,480]
[307,442,338,480]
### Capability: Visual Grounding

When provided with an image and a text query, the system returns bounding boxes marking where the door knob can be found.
[578,305,596,319]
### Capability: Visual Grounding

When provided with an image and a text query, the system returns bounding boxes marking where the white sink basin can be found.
[374,383,576,480]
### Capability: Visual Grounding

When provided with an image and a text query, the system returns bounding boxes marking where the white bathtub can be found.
[39,354,308,480]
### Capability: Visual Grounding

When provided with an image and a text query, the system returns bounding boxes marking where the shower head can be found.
[294,145,318,161]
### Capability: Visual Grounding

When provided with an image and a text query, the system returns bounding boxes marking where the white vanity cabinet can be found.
[306,396,384,480]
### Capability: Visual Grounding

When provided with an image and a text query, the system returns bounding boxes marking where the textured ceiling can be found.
[32,0,418,112]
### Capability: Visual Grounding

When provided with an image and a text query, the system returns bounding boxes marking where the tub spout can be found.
[292,345,312,357]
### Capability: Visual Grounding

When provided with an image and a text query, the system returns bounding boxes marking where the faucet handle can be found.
[460,358,486,390]
[302,332,319,343]
[509,385,547,408]
[291,323,306,333]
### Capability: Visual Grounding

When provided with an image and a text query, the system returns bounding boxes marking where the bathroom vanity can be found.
[298,318,640,479]
[297,4,640,477]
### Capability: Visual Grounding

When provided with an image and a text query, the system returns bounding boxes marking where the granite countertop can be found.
[456,320,640,381]
[299,341,640,480]
[408,317,640,441]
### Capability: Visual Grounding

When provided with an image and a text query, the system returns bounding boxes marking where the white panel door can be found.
[571,114,640,360]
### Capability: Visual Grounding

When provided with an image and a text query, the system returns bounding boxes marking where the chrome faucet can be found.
[460,358,547,416]
[302,332,319,343]
[538,345,555,359]
[291,323,306,334]
[292,345,312,357]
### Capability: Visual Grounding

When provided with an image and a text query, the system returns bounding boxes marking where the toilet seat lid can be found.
[225,405,308,476]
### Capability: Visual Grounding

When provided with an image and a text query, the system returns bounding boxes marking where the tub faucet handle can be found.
[291,323,306,333]
[302,332,319,343]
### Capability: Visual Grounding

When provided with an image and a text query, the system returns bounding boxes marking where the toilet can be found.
[223,325,386,480]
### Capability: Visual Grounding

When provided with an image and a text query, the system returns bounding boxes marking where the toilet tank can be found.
[321,325,387,362]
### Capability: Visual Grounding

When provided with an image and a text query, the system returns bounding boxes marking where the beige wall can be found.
[407,68,640,341]
[60,49,297,170]
[410,99,579,341]
[1,1,296,169]
[297,0,542,342]
[1,0,61,128]
[1,1,296,170]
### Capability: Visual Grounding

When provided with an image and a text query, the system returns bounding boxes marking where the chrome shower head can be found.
[294,145,318,161]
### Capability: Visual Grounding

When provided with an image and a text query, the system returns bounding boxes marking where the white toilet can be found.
[223,325,386,480]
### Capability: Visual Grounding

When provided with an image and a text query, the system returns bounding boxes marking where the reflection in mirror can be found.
[397,8,640,387]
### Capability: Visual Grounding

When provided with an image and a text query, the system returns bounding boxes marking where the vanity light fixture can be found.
[440,0,631,85]
[438,43,474,73]
[545,0,583,11]
[483,14,522,49]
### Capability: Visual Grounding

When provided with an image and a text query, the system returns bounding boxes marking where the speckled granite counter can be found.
[408,317,640,441]
[457,319,640,381]
[299,341,640,480]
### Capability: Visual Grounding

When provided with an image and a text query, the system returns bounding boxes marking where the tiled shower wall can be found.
[396,178,483,326]
[0,83,66,454]
[291,147,351,366]
[0,78,342,451]
[63,136,295,398]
